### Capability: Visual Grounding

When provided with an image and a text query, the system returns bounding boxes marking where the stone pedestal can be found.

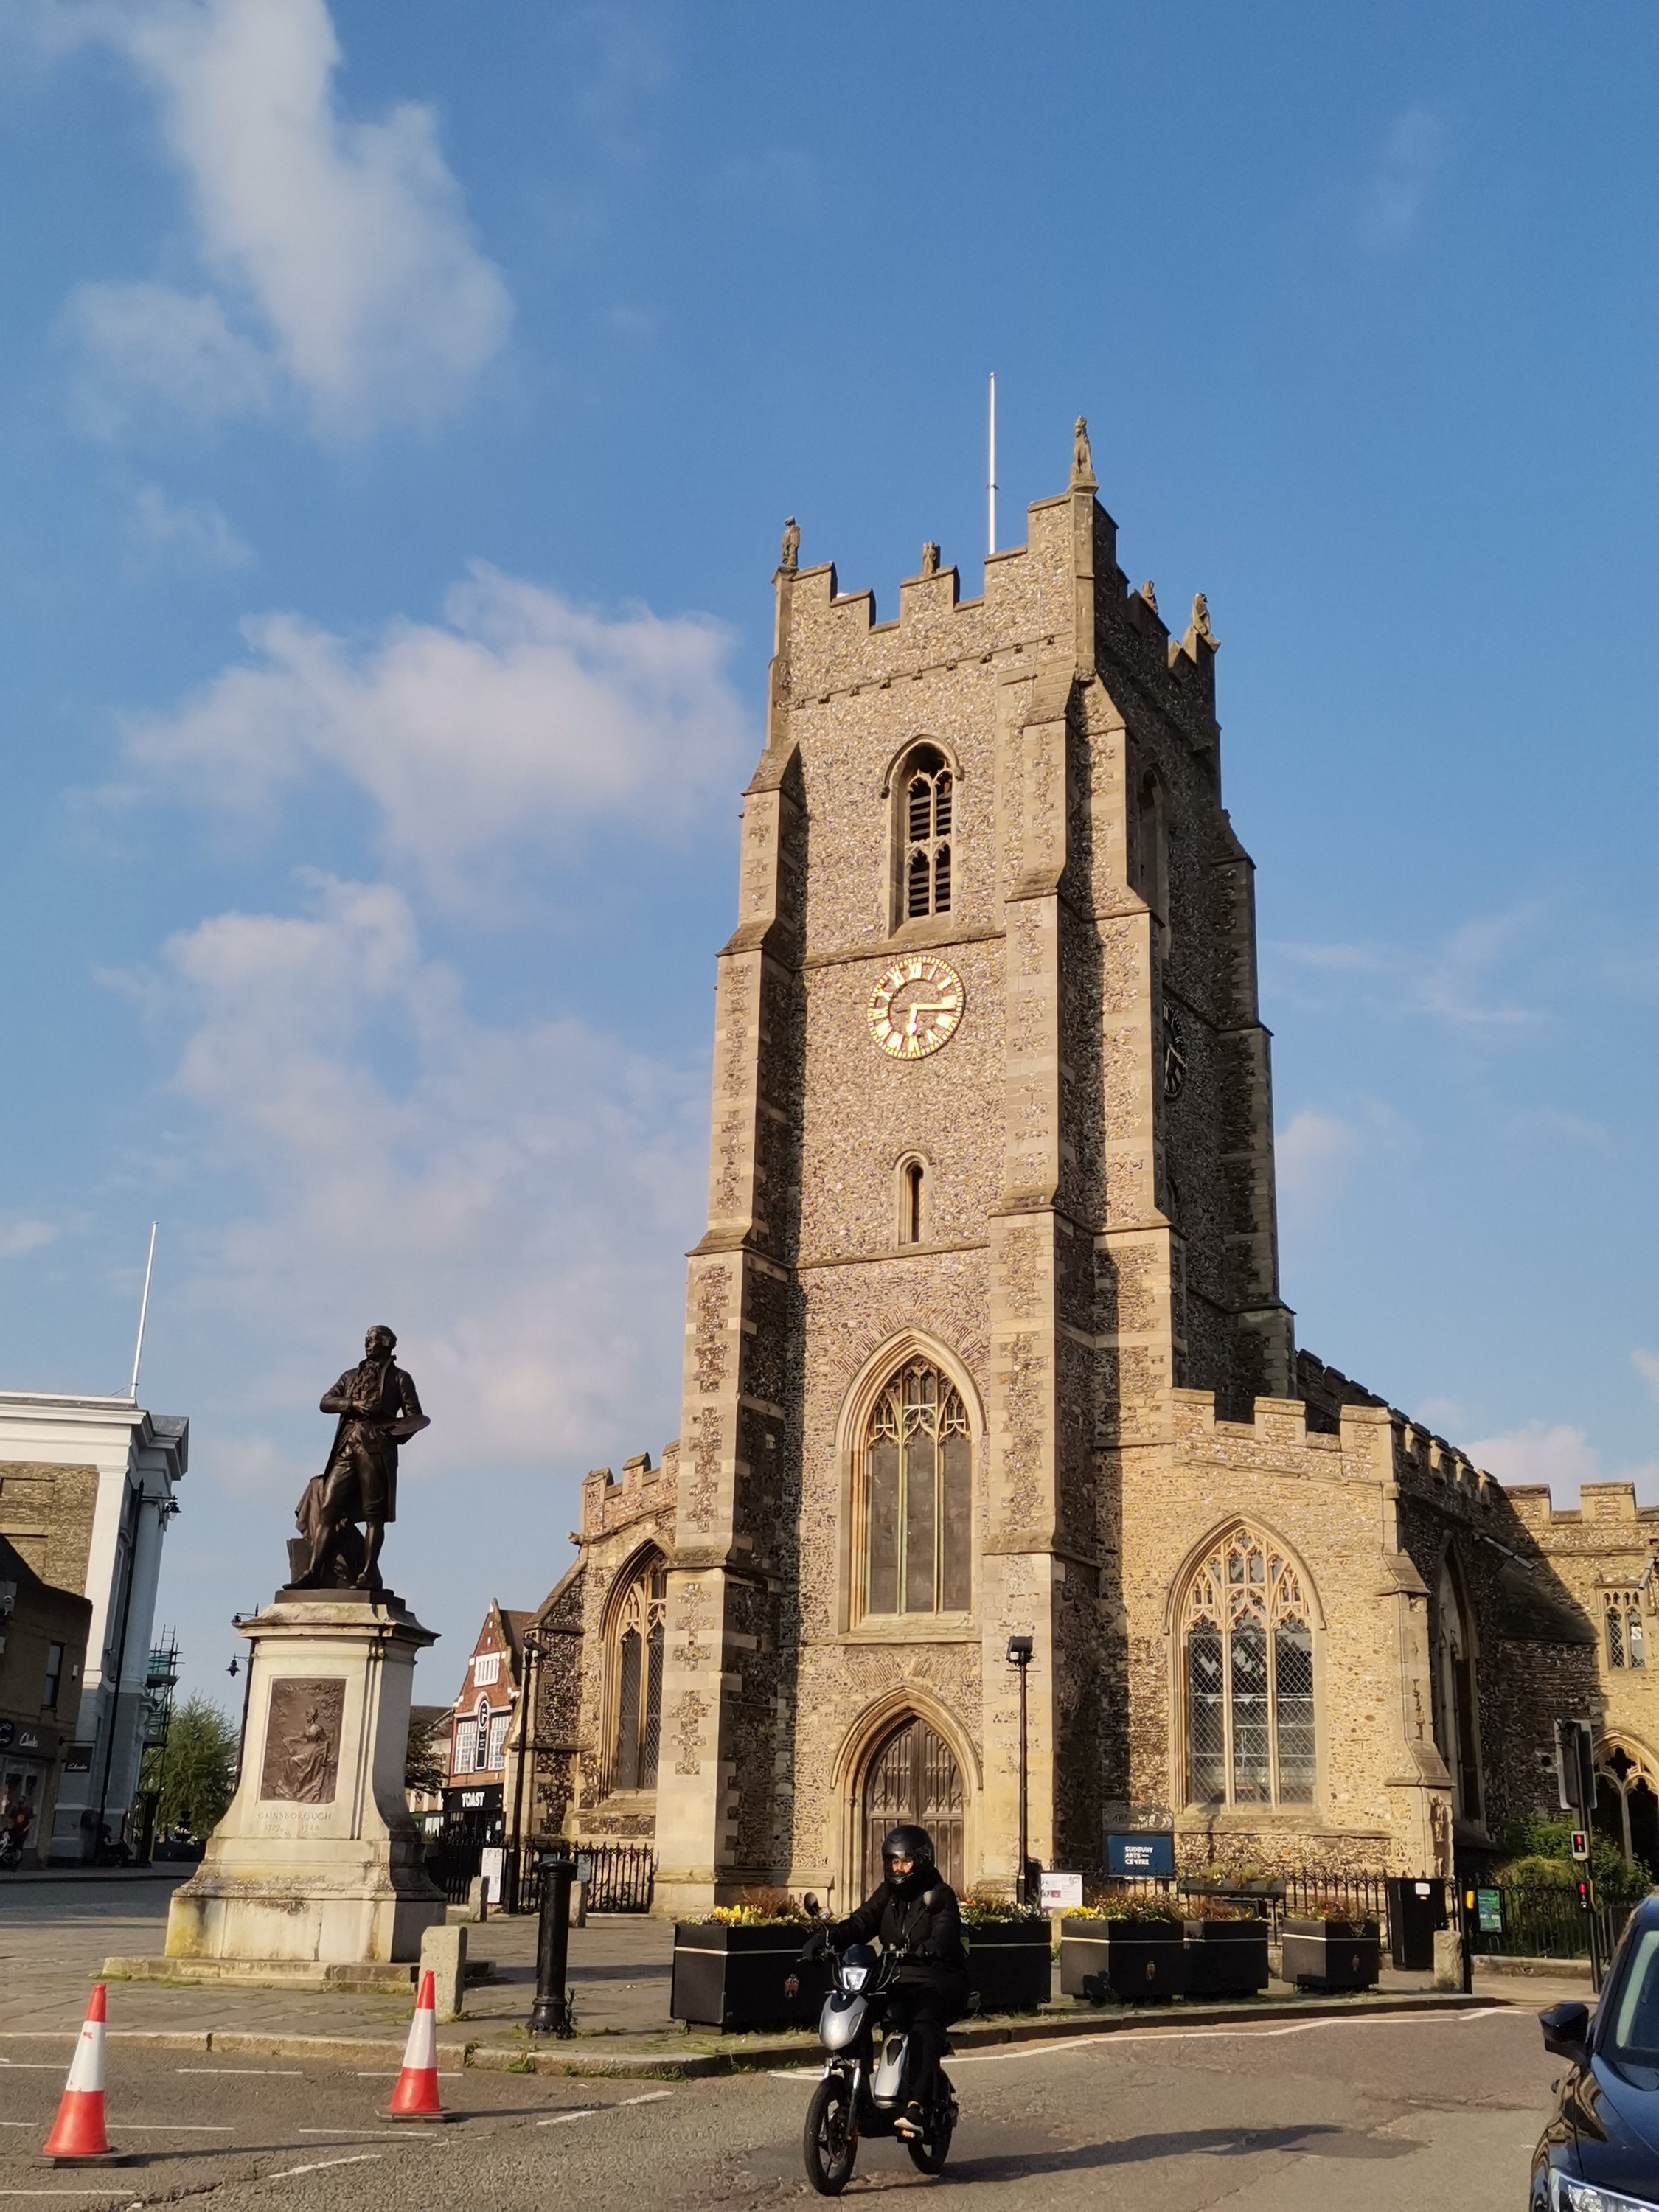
[163,1590,445,1968]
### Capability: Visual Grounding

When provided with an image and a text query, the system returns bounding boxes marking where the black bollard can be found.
[528,1847,576,2037]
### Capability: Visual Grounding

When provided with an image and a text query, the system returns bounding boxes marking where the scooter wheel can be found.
[803,2077,858,2196]
[905,2121,953,2176]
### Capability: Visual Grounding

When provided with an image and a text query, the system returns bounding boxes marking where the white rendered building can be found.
[0,1394,187,1860]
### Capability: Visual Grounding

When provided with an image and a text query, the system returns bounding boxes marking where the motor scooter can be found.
[801,1936,959,2195]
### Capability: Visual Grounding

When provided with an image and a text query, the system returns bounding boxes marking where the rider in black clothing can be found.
[815,1823,967,2138]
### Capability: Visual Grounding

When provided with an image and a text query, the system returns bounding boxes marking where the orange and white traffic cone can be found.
[383,1970,451,2121]
[41,1983,126,2166]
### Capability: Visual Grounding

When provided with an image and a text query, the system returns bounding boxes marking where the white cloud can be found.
[1275,1099,1406,1237]
[44,0,511,435]
[1360,104,1444,250]
[1276,1107,1359,1213]
[62,282,273,437]
[126,482,253,569]
[1632,1349,1659,1400]
[1470,1419,1659,1506]
[118,564,748,903]
[1269,905,1545,1032]
[0,1220,58,1258]
[154,874,706,1474]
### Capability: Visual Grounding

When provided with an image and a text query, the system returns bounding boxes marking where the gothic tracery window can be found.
[860,1360,972,1618]
[1606,1589,1646,1671]
[1183,1528,1314,1806]
[898,745,953,924]
[610,1554,667,1791]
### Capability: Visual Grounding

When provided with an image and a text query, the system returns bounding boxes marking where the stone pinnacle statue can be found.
[291,1326,429,1592]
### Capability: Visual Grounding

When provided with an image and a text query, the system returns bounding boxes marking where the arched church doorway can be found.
[860,1717,964,1894]
[1596,1745,1659,1876]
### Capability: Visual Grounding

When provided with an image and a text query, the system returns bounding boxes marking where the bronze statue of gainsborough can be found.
[290,1326,429,1592]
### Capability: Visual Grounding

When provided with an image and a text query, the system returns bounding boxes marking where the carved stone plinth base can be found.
[163,1593,444,1968]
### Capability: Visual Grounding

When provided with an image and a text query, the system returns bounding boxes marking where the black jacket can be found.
[827,1876,968,1989]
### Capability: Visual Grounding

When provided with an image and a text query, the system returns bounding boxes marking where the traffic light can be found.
[1576,1877,1593,1913]
[1554,1719,1596,1819]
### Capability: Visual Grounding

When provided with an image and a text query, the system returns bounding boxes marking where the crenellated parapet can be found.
[580,1441,680,1544]
[1506,1481,1659,1550]
[781,493,1218,758]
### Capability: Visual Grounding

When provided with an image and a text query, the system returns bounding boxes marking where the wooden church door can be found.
[860,1717,964,1894]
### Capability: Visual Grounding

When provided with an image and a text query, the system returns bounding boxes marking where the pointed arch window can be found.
[860,1359,972,1618]
[609,1554,667,1792]
[1432,1559,1484,1823]
[1605,1589,1646,1671]
[895,745,953,925]
[1182,1528,1314,1806]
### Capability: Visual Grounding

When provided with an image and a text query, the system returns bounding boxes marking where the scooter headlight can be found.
[841,1964,869,1990]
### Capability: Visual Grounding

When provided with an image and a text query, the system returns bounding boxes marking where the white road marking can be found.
[0,2194,137,2199]
[767,2006,1514,2081]
[269,2155,383,2179]
[947,2008,1514,2065]
[0,2065,72,2071]
[105,2124,234,2133]
[535,2090,673,2128]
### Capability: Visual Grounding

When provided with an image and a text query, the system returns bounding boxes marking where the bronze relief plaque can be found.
[260,1677,346,1805]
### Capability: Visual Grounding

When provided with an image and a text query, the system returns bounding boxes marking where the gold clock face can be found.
[868,956,965,1060]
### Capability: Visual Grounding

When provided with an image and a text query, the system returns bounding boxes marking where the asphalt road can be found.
[0,2003,1568,2210]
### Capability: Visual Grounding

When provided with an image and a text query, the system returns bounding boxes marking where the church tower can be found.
[650,421,1295,1913]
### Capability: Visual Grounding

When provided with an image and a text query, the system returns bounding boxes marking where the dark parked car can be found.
[1532,1896,1659,2211]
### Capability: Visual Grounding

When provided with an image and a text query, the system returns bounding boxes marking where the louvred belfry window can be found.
[901,748,953,921]
[1183,1529,1314,1807]
[611,1556,667,1791]
[861,1360,972,1618]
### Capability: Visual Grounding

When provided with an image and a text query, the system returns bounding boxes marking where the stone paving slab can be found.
[0,1868,1585,2084]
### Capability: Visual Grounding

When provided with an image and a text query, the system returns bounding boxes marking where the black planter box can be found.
[669,1924,825,2031]
[1181,1919,1270,1997]
[1060,1919,1185,2003]
[961,1919,1051,2014]
[1279,1917,1381,1992]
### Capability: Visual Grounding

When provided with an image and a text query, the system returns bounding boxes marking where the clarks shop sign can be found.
[0,1721,41,1750]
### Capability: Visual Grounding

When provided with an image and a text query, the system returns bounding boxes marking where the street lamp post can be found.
[1006,1635,1034,1906]
[527,1842,577,2037]
[507,1630,543,1913]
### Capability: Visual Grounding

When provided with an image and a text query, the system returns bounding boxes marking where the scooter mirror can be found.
[804,1893,821,1919]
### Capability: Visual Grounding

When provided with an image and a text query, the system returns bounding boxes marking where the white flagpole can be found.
[128,1222,157,1402]
[987,372,998,557]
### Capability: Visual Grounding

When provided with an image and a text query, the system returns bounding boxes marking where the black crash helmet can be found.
[881,1824,936,1882]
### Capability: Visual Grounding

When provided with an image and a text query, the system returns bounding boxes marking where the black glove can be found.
[799,1928,829,1962]
[913,1939,939,1963]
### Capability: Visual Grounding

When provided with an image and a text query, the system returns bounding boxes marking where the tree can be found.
[405,1718,448,1799]
[142,1696,240,1837]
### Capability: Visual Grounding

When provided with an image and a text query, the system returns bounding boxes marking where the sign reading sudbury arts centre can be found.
[260,1678,345,1806]
[1106,1832,1175,1879]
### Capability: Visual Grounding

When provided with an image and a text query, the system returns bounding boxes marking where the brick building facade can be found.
[523,425,1647,1913]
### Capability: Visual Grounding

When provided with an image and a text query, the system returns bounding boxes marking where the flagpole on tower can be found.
[987,372,997,558]
[128,1222,157,1403]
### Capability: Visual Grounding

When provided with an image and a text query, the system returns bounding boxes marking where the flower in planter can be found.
[1067,1896,1180,1925]
[959,1893,1048,1927]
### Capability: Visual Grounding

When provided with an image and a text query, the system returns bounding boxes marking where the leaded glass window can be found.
[1606,1590,1646,1672]
[862,1360,972,1618]
[900,748,953,922]
[1182,1529,1314,1807]
[611,1555,667,1791]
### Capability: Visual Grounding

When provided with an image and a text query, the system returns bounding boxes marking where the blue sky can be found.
[1,0,1657,1707]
